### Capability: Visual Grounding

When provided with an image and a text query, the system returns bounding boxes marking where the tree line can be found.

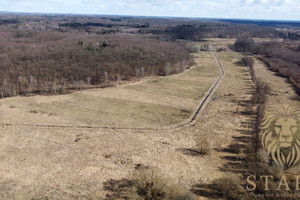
[143,24,281,40]
[234,38,300,92]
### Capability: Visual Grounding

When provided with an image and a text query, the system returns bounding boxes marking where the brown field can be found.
[0,46,222,199]
[0,39,299,199]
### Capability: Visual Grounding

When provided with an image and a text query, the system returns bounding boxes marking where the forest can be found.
[0,28,192,97]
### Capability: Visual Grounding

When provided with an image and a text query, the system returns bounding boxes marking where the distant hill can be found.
[216,19,300,28]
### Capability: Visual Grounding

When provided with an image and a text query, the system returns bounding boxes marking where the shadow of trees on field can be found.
[218,94,257,174]
[191,183,220,199]
[176,148,207,157]
[103,179,132,200]
[191,83,257,199]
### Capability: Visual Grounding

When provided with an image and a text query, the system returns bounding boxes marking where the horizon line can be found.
[0,10,300,22]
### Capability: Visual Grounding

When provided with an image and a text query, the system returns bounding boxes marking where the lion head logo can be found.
[260,106,300,169]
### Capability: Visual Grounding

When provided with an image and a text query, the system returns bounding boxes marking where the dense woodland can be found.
[0,28,192,97]
[234,38,300,92]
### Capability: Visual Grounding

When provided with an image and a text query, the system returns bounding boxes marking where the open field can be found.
[0,39,253,199]
[0,45,223,199]
[0,38,299,199]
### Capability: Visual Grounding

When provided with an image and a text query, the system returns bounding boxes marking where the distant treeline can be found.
[59,22,150,29]
[2,14,299,41]
[0,18,21,25]
[234,38,300,91]
[0,30,192,98]
[217,19,300,28]
[141,24,282,40]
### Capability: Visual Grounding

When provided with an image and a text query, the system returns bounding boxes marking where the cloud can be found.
[243,0,293,5]
[0,0,298,20]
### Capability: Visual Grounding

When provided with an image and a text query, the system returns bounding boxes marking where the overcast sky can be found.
[0,0,299,20]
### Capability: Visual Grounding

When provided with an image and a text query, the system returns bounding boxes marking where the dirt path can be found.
[188,48,225,124]
[187,49,256,199]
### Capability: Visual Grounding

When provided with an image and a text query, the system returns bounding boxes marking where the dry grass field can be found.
[254,58,300,108]
[0,46,222,199]
[0,39,299,199]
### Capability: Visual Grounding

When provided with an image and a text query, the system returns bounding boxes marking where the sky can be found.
[0,0,299,20]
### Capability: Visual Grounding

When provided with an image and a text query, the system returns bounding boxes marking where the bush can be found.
[241,57,254,68]
[234,38,255,52]
[213,175,248,200]
[187,45,199,53]
[217,47,226,52]
[126,165,196,200]
[195,137,210,155]
[296,44,300,52]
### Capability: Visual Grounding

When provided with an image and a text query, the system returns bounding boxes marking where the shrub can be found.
[213,175,248,200]
[187,45,199,53]
[126,165,196,200]
[234,38,255,52]
[241,57,254,68]
[296,44,300,52]
[217,47,226,52]
[195,137,210,155]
